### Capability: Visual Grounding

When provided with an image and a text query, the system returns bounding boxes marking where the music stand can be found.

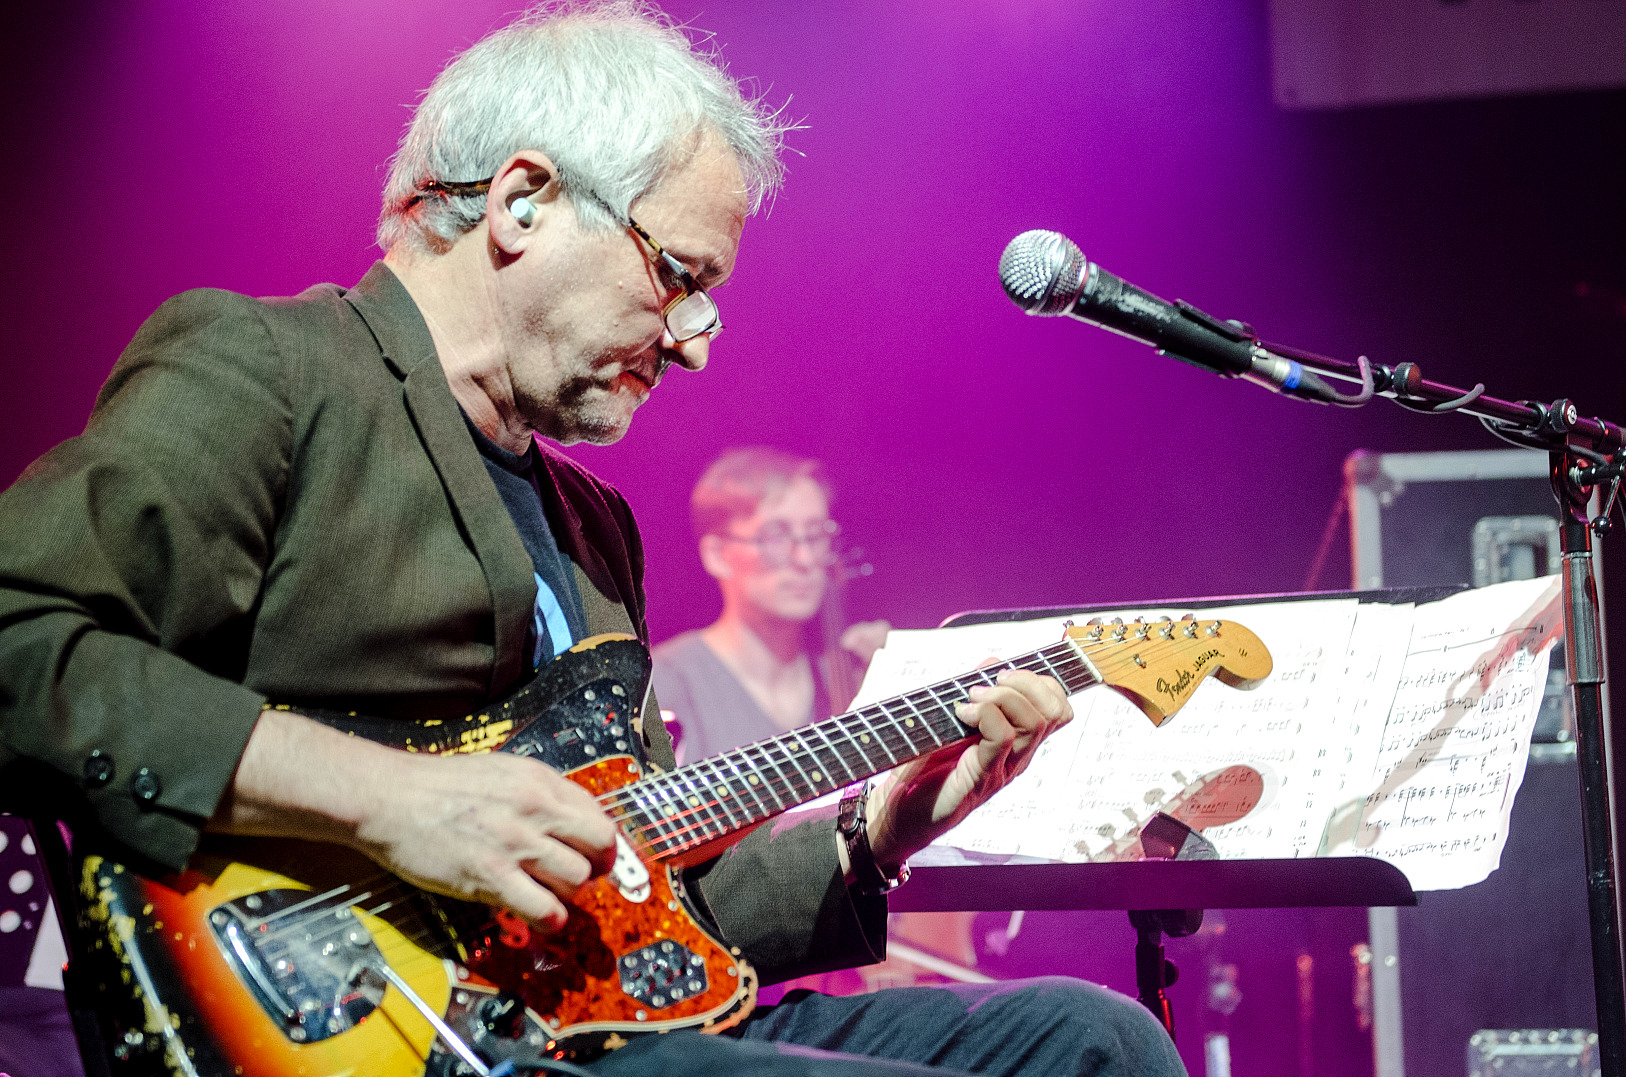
[886,592,1453,1040]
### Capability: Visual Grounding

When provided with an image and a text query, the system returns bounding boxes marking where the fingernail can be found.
[968,686,989,701]
[954,702,973,722]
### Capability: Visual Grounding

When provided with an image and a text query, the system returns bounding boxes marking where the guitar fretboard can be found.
[603,637,1097,861]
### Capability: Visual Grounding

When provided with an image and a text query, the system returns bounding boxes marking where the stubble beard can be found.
[519,373,639,447]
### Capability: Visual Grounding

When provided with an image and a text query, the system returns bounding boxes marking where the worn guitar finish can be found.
[73,618,1271,1077]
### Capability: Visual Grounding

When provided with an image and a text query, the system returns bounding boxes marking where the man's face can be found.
[500,132,747,446]
[717,477,833,624]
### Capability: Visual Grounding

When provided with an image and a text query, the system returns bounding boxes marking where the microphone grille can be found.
[999,230,1087,317]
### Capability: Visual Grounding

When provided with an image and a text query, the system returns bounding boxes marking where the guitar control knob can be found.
[477,992,527,1039]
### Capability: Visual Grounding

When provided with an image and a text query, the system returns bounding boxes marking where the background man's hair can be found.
[378,0,787,252]
[691,447,830,541]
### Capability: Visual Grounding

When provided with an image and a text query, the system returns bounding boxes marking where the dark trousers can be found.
[587,977,1187,1076]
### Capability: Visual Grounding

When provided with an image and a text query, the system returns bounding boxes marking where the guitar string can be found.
[621,634,1226,860]
[246,624,1236,953]
[588,634,1131,826]
[602,642,1091,823]
[245,661,1211,964]
[609,626,1237,858]
[245,644,1064,948]
[613,645,1103,856]
[251,880,464,954]
[603,619,1231,826]
[246,651,1071,955]
[607,647,1096,844]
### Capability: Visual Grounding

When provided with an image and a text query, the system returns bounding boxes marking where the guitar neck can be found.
[609,636,1098,862]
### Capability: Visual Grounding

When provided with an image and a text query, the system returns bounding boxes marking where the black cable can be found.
[485,1057,601,1077]
[1323,355,1375,407]
[1302,486,1348,591]
[1478,414,1560,453]
[1393,382,1484,413]
[528,1059,601,1077]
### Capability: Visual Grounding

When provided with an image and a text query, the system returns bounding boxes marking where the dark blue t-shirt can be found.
[464,416,588,671]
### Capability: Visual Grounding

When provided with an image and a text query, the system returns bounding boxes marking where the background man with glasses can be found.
[654,447,891,767]
[0,4,1181,1074]
[657,446,1000,1002]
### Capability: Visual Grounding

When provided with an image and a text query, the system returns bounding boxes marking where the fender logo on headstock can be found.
[1155,669,1194,702]
[1075,618,1273,726]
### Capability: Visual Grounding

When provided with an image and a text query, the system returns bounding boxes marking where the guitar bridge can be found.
[207,889,383,1043]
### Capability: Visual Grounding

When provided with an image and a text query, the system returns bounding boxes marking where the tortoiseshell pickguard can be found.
[462,756,757,1058]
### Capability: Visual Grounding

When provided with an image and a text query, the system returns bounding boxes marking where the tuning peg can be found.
[1180,613,1196,621]
[1085,617,1103,626]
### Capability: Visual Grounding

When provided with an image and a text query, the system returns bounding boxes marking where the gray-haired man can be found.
[0,4,1183,1074]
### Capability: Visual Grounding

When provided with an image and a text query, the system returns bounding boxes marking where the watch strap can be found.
[838,781,910,896]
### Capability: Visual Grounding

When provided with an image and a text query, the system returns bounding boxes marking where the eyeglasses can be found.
[623,217,723,342]
[719,519,842,569]
[413,177,722,343]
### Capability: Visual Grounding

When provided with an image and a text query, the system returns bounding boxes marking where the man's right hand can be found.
[212,708,619,933]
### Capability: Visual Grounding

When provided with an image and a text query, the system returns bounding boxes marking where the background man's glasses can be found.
[412,176,722,343]
[720,519,842,568]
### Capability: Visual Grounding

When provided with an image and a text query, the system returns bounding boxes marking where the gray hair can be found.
[378,0,787,252]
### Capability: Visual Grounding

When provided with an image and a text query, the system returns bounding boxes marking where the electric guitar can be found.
[72,616,1271,1077]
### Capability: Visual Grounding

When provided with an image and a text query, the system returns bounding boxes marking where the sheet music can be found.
[858,599,1364,862]
[855,577,1562,890]
[1337,575,1561,889]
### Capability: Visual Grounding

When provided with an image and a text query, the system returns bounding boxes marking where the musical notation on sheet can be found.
[856,575,1561,891]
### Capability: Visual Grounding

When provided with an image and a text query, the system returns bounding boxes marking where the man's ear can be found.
[698,534,732,581]
[486,150,562,256]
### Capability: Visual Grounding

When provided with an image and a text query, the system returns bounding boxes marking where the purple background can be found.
[6,1,1624,637]
[4,2,1624,1074]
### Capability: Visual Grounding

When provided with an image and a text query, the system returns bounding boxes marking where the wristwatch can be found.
[838,782,910,896]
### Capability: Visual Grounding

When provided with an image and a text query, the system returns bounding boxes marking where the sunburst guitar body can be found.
[70,618,1272,1077]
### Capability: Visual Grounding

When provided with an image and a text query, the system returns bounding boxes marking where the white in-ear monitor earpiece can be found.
[510,196,536,226]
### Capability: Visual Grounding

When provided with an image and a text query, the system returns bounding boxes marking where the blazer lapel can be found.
[343,262,534,697]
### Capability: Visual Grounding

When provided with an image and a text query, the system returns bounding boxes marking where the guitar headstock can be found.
[1064,615,1272,727]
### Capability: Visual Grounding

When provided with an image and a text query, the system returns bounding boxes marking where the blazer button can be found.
[130,768,162,805]
[83,751,115,787]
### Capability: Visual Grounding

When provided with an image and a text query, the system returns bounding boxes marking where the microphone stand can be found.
[1243,341,1626,1073]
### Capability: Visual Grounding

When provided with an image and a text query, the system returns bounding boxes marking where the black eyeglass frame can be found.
[413,177,723,342]
[716,519,843,569]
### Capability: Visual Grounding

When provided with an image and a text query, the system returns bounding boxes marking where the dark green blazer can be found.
[0,263,881,982]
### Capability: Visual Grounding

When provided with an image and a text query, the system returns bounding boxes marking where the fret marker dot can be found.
[687,796,700,807]
[747,776,759,785]
[811,771,823,783]
[904,719,916,728]
[860,734,871,744]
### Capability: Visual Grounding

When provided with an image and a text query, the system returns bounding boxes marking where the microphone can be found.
[998,229,1342,400]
